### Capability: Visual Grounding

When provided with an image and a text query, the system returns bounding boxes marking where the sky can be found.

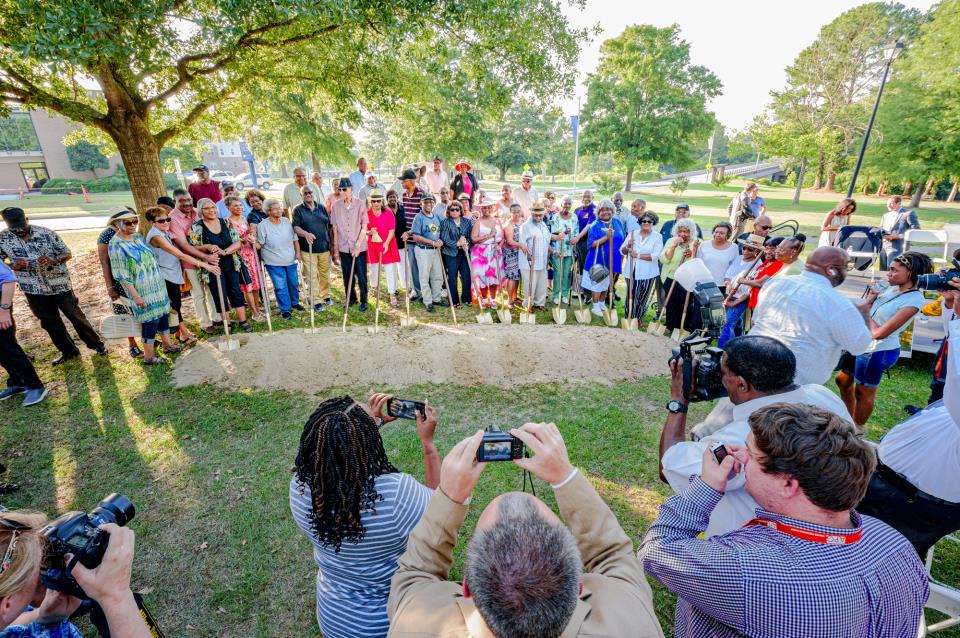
[560,0,936,131]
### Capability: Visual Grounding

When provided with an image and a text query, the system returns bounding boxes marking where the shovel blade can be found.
[400,317,417,328]
[648,321,665,336]
[574,310,592,324]
[520,312,536,324]
[476,312,492,324]
[671,328,690,342]
[497,310,512,324]
[218,338,240,352]
[621,318,638,331]
[552,310,567,324]
[603,310,618,327]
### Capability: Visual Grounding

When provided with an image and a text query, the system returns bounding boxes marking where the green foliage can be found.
[159,145,202,174]
[711,172,734,188]
[0,112,40,152]
[592,172,621,193]
[580,24,721,186]
[485,102,570,180]
[65,140,109,176]
[670,176,690,195]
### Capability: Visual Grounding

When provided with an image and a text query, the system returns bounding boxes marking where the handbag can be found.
[99,298,142,339]
[588,222,611,283]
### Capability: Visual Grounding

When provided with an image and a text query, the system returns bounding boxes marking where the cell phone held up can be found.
[476,425,525,462]
[386,398,426,420]
[710,442,729,465]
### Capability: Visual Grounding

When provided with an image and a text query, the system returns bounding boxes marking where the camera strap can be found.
[90,593,166,638]
[521,450,537,497]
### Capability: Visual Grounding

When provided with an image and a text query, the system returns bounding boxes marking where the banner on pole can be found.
[571,115,579,141]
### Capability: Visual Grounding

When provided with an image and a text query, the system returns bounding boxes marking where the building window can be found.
[20,162,48,188]
[0,113,41,152]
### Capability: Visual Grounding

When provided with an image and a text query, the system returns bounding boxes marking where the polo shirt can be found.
[331,198,367,254]
[188,180,221,204]
[292,202,332,253]
[401,187,425,231]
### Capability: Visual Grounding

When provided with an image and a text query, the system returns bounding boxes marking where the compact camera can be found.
[41,494,136,598]
[917,258,960,291]
[476,425,525,462]
[670,333,727,403]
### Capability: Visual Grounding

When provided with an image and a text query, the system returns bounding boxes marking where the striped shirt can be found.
[289,472,432,638]
[640,477,928,638]
[401,186,424,231]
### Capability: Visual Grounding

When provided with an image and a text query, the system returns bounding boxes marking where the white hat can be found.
[521,170,534,179]
[364,169,376,178]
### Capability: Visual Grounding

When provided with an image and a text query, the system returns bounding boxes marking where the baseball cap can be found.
[400,169,418,181]
[676,203,690,211]
[337,177,352,190]
[433,155,442,162]
[421,193,436,202]
[192,164,209,172]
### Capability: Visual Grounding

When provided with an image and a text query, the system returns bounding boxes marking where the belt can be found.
[876,461,960,507]
[415,245,437,250]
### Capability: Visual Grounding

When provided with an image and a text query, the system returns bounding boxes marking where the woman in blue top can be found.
[290,394,439,638]
[575,199,625,317]
[835,251,933,428]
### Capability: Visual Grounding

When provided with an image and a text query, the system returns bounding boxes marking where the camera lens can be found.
[91,493,136,527]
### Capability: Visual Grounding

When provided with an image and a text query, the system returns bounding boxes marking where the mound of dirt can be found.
[172,324,673,392]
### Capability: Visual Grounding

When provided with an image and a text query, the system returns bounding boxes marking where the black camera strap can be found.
[89,593,166,638]
[521,449,537,497]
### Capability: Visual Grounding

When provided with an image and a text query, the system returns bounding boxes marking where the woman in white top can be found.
[620,211,662,326]
[818,197,856,246]
[697,221,740,293]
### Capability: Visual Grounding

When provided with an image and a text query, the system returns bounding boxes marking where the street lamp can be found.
[847,41,905,197]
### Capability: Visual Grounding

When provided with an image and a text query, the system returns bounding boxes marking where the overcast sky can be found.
[560,0,935,131]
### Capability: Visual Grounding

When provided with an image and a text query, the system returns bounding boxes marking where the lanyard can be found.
[744,517,863,545]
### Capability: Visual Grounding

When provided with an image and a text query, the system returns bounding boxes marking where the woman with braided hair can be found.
[289,393,439,638]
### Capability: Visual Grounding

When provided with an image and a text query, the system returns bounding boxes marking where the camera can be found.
[476,425,524,462]
[670,332,727,403]
[41,493,135,598]
[917,258,960,291]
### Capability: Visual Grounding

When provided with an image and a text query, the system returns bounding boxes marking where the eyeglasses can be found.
[640,219,654,224]
[337,188,349,192]
[153,218,171,224]
[757,225,772,230]
[122,220,138,226]
[0,518,28,576]
[448,207,461,212]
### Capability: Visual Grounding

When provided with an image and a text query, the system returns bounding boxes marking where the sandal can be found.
[128,346,143,358]
[202,326,217,335]
[238,322,254,332]
[177,334,197,345]
[143,356,169,366]
[163,344,184,354]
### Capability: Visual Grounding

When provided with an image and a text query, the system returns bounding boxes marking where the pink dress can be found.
[367,209,400,265]
[470,219,503,286]
[226,216,260,293]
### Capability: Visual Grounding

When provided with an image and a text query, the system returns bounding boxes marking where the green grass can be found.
[1,227,958,637]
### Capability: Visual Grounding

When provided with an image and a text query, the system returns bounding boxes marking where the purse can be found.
[588,222,611,283]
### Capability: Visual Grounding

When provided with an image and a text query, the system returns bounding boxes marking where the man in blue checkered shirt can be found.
[641,403,928,638]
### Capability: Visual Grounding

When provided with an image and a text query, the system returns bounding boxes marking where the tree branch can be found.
[0,64,109,130]
[154,85,233,145]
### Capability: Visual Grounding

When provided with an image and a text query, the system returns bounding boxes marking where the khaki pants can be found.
[521,269,548,307]
[302,251,331,303]
[185,268,220,327]
[415,248,445,304]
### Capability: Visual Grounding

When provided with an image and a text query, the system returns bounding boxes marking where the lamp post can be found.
[847,41,905,197]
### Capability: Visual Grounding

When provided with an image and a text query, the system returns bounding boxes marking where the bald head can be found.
[806,246,848,286]
[753,215,773,236]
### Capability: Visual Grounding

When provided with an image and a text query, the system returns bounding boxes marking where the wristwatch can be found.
[666,399,688,414]
[0,303,10,310]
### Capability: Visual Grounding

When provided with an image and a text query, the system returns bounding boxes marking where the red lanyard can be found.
[744,517,863,545]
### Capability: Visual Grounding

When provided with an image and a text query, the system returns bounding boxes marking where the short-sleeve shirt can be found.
[749,196,766,216]
[367,209,400,265]
[0,226,72,295]
[0,259,16,285]
[98,226,124,296]
[425,169,448,196]
[188,180,221,204]
[169,207,198,270]
[513,186,540,217]
[292,202,331,253]
[283,182,321,212]
[331,198,368,254]
[574,204,596,232]
[146,226,184,284]
[256,218,297,266]
[401,187,425,230]
[411,211,442,244]
[866,286,926,353]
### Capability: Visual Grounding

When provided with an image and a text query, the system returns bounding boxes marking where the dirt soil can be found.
[172,324,674,392]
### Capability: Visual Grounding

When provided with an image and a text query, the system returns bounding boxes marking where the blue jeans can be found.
[265,263,300,312]
[141,313,170,345]
[718,302,747,347]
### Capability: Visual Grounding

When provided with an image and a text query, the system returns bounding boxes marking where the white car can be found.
[233,172,272,190]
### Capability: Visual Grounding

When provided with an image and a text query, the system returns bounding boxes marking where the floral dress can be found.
[226,214,260,292]
[187,218,247,285]
[470,219,503,286]
[107,234,171,323]
[502,220,521,281]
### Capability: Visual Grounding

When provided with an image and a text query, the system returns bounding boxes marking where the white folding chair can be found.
[905,229,949,268]
[918,534,960,636]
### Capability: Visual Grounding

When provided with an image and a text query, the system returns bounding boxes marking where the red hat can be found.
[454,159,471,172]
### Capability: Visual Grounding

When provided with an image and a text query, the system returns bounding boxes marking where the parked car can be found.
[233,172,272,190]
[210,170,234,181]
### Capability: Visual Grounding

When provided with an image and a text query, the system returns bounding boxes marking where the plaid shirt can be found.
[640,477,928,638]
[0,226,72,295]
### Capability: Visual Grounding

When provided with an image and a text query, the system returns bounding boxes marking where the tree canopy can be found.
[65,140,109,177]
[579,24,721,191]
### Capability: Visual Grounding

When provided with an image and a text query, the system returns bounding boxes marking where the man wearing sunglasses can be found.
[737,214,773,245]
[0,208,107,365]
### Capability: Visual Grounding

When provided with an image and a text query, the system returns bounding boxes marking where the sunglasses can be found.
[154,218,171,224]
[640,219,654,224]
[448,207,461,212]
[337,188,349,192]
[757,225,772,230]
[0,518,28,576]
[122,219,138,226]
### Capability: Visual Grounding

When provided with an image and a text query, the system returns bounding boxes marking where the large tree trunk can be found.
[625,165,634,192]
[814,151,825,190]
[876,181,888,197]
[812,173,822,190]
[903,181,913,196]
[498,166,507,181]
[310,150,321,174]
[924,177,936,197]
[791,157,807,206]
[910,179,923,208]
[109,126,166,223]
[949,180,959,203]
[824,170,836,192]
[862,178,870,196]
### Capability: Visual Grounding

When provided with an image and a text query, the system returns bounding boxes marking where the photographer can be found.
[642,403,927,638]
[290,393,439,638]
[857,287,960,559]
[660,335,850,537]
[387,423,663,638]
[0,511,150,637]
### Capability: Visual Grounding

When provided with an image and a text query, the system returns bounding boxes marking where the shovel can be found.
[519,238,537,324]
[400,244,417,328]
[438,250,458,326]
[552,253,567,325]
[493,245,512,324]
[304,243,319,334]
[648,277,679,336]
[368,259,383,334]
[214,273,240,351]
[253,247,273,334]
[671,290,692,341]
[466,246,492,324]
[341,251,358,333]
[602,235,618,327]
[621,248,637,331]
[571,253,591,324]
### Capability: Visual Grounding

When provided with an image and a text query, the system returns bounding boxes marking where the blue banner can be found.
[571,115,579,141]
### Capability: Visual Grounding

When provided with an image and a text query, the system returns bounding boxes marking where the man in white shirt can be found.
[612,192,631,229]
[519,202,553,309]
[513,170,540,219]
[749,246,873,385]
[660,335,852,537]
[857,282,960,557]
[357,170,382,204]
[283,167,321,216]
[424,155,448,197]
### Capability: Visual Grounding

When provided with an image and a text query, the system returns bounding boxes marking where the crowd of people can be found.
[1,157,958,638]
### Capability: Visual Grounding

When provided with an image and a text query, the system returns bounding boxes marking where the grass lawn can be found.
[1,216,958,637]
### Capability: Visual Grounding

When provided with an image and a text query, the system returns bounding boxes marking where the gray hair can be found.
[196,198,216,213]
[597,198,615,212]
[672,218,698,237]
[464,493,581,638]
[223,195,241,208]
[561,196,573,205]
[632,198,647,208]
[264,198,283,213]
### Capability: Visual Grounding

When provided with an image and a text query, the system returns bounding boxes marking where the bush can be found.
[591,172,621,193]
[41,178,84,193]
[711,172,733,188]
[670,176,690,196]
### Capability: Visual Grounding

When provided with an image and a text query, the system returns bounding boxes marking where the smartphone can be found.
[710,442,729,464]
[386,398,425,420]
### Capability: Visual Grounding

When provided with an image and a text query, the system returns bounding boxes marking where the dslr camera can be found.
[917,258,960,291]
[41,493,135,599]
[670,332,727,403]
[476,425,525,462]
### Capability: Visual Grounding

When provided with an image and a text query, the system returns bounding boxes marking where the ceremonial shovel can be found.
[552,255,567,325]
[519,238,536,325]
[369,259,382,334]
[648,277,677,337]
[493,245,512,325]
[400,244,417,328]
[304,243,319,334]
[438,248,459,326]
[252,246,272,335]
[602,236,618,327]
[214,273,240,352]
[621,242,637,331]
[572,252,591,324]
[672,290,692,342]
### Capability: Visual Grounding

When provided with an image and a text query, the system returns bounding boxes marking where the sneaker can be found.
[281,311,292,320]
[94,345,109,356]
[313,303,326,311]
[359,303,368,312]
[129,346,143,358]
[22,388,48,407]
[0,387,26,401]
[325,298,334,307]
[425,304,434,313]
[52,353,79,366]
[591,306,604,317]
[291,304,306,311]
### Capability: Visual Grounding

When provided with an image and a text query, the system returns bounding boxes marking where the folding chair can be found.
[770,219,799,237]
[905,229,950,269]
[835,226,882,274]
[918,533,960,636]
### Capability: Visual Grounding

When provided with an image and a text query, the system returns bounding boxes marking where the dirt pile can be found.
[172,324,673,392]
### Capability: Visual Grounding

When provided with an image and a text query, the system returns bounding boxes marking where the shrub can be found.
[670,176,690,196]
[591,172,621,193]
